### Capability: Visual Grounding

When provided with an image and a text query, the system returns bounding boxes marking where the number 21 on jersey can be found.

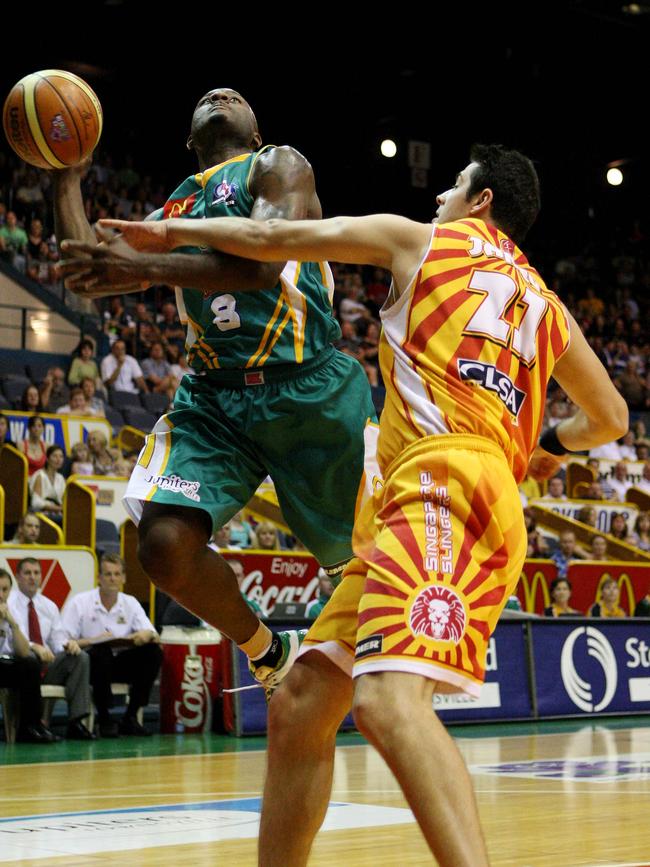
[463,269,547,365]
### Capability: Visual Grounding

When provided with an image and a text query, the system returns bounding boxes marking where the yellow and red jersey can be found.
[378,218,570,483]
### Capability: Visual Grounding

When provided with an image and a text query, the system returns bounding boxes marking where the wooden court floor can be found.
[1,719,650,866]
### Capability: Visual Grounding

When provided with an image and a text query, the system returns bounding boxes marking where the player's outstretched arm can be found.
[100,212,430,274]
[529,312,628,480]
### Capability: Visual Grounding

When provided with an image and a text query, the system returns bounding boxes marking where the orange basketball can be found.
[3,69,103,169]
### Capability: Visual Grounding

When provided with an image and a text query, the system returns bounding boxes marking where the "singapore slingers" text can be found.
[420,471,453,574]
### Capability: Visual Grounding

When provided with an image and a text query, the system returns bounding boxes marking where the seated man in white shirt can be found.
[606,461,631,502]
[0,568,59,743]
[8,558,95,740]
[589,438,624,461]
[61,553,162,737]
[100,339,148,395]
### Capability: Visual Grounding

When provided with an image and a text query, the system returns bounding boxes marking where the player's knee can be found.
[268,660,345,747]
[352,674,406,742]
[138,516,204,589]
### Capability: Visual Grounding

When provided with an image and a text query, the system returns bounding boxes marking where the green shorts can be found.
[123,348,376,567]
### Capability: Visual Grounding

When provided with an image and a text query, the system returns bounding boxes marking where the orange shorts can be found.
[301,434,527,696]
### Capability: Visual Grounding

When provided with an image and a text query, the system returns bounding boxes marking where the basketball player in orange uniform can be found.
[90,145,627,866]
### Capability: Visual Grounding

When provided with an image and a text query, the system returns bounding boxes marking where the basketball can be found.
[3,69,102,169]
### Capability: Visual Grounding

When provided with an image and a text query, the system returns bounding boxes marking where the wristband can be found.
[539,427,569,456]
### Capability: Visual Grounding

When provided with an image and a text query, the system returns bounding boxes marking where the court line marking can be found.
[0,792,262,803]
[474,788,650,795]
[0,741,377,771]
[0,748,267,770]
[0,788,411,805]
[3,784,647,807]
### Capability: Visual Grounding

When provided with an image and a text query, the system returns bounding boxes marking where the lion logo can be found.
[409,584,466,644]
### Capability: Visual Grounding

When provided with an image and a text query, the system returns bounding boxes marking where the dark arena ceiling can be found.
[2,2,647,260]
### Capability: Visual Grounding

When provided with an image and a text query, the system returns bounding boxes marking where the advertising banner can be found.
[597,459,645,488]
[529,498,638,534]
[159,627,224,734]
[222,551,320,616]
[566,562,650,615]
[434,622,532,722]
[0,545,97,608]
[73,475,130,529]
[516,560,557,613]
[531,619,650,716]
[226,621,532,734]
[4,411,112,454]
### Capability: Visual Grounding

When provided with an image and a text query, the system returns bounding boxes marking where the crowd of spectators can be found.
[4,149,650,595]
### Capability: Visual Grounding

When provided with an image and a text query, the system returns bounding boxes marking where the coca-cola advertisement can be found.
[222,551,320,616]
[159,630,223,734]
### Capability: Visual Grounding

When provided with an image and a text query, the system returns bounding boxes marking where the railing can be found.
[0,301,96,349]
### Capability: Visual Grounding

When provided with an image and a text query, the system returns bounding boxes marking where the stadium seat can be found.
[95,518,121,555]
[0,372,31,383]
[1,377,32,405]
[110,390,143,410]
[104,405,125,432]
[25,361,55,383]
[0,358,27,379]
[122,407,157,432]
[142,392,169,416]
[41,683,142,732]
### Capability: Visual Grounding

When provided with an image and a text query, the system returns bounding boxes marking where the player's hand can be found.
[99,218,172,253]
[51,154,94,181]
[0,602,11,622]
[64,639,81,656]
[57,231,151,297]
[527,445,565,482]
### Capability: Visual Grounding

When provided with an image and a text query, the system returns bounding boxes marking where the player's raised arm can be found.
[58,147,328,297]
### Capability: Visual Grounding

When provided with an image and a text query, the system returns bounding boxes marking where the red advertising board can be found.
[516,560,557,614]
[159,636,224,734]
[222,550,320,616]
[516,559,650,615]
[566,561,650,615]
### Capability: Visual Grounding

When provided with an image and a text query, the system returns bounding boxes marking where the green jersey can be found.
[160,148,341,371]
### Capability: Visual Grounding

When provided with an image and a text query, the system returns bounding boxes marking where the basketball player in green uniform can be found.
[56,88,376,691]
